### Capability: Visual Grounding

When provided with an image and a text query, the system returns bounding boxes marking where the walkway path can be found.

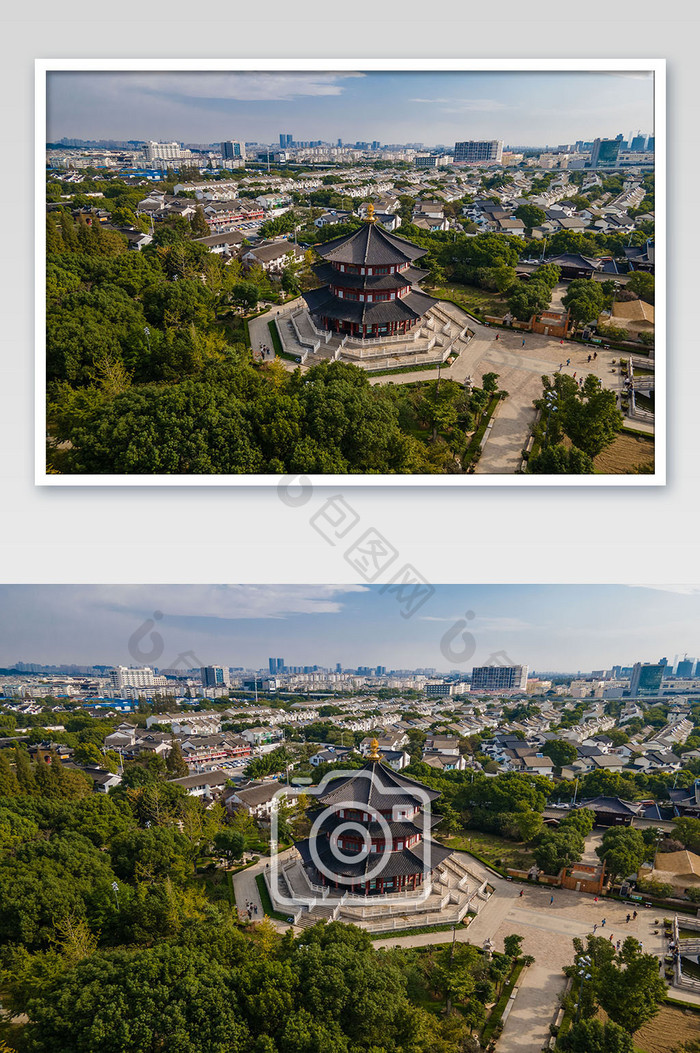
[247,298,304,363]
[374,858,669,1053]
[250,300,653,471]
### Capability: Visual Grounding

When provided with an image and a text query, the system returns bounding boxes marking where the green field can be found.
[442,831,536,872]
[425,282,508,318]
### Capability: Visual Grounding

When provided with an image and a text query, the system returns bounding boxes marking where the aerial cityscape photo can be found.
[41,65,659,479]
[0,583,698,1052]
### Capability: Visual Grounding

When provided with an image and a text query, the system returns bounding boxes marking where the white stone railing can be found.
[290,310,321,353]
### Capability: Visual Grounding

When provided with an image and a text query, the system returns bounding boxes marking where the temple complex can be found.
[302,205,439,341]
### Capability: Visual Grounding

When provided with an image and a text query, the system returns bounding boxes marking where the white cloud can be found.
[631,584,700,596]
[92,584,369,621]
[125,71,365,103]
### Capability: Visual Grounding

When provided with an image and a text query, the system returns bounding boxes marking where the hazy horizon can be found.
[0,584,694,674]
[46,69,654,149]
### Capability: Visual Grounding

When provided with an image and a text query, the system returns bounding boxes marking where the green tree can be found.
[559,376,623,458]
[528,443,595,474]
[22,944,251,1053]
[672,817,700,853]
[165,739,189,779]
[542,740,578,768]
[596,938,666,1034]
[534,828,584,874]
[596,827,646,885]
[560,1018,634,1053]
[515,204,546,231]
[626,272,654,303]
[190,205,210,238]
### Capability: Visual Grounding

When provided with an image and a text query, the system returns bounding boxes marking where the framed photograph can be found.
[36,59,664,485]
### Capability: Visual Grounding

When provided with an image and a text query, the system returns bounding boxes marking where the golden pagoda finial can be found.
[368,737,381,761]
[366,202,376,224]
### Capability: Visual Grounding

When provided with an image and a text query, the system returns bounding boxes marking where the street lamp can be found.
[544,391,558,445]
[575,955,592,1022]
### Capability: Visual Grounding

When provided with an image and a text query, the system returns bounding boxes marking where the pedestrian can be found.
[594,896,598,903]
[626,914,631,923]
[616,940,621,950]
[609,933,614,942]
[559,362,563,371]
[601,918,606,927]
[560,338,564,345]
[593,923,597,933]
[587,354,591,363]
[633,910,637,920]
[522,338,526,346]
[593,351,597,360]
[519,889,524,897]
[254,904,258,915]
[573,372,577,379]
[566,358,571,367]
[496,332,499,340]
[550,895,554,905]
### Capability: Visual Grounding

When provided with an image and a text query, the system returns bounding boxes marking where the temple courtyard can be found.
[252,299,653,475]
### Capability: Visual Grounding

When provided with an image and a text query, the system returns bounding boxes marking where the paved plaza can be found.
[251,296,651,474]
[235,848,689,1052]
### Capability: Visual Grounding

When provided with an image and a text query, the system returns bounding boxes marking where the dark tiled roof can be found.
[303,287,437,326]
[296,835,452,880]
[578,796,642,816]
[315,223,427,266]
[546,253,604,271]
[317,759,441,809]
[311,262,429,291]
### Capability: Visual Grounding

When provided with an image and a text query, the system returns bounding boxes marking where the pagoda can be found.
[302,205,439,341]
[295,739,453,896]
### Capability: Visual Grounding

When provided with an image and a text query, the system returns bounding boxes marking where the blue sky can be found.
[46,70,654,147]
[0,584,695,673]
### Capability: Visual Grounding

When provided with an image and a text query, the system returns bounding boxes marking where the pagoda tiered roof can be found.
[315,223,428,266]
[296,832,452,881]
[316,757,442,809]
[303,286,437,328]
[311,261,430,291]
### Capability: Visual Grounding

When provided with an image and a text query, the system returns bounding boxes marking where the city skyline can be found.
[0,584,696,672]
[46,69,654,148]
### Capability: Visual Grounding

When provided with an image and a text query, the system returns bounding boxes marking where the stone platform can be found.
[274,301,475,374]
[266,849,493,933]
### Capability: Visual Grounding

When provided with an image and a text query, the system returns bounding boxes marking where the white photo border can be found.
[35,57,666,487]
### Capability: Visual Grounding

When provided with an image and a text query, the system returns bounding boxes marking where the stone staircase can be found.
[273,304,474,374]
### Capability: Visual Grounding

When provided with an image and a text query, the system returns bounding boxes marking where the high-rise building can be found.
[630,134,648,152]
[375,666,387,676]
[110,666,166,689]
[628,662,664,697]
[200,665,227,688]
[144,141,193,162]
[268,657,285,674]
[589,138,621,167]
[454,140,503,163]
[676,658,696,678]
[646,136,655,152]
[470,665,528,692]
[220,140,245,161]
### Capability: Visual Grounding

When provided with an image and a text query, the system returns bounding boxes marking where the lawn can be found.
[593,432,654,474]
[616,1004,699,1053]
[441,831,535,873]
[255,872,294,923]
[425,282,507,318]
